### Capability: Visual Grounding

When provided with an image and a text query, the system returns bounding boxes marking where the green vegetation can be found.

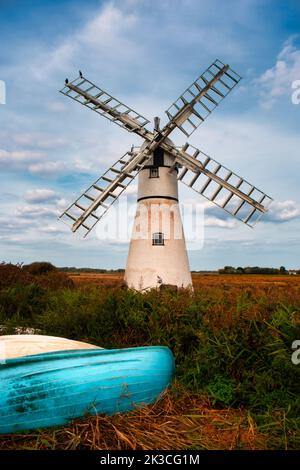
[0,263,300,449]
[218,265,293,275]
[23,261,58,275]
[59,266,125,273]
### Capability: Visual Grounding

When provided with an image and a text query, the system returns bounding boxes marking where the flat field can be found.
[0,269,300,450]
[69,272,300,288]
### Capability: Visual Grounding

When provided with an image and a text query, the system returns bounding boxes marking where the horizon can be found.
[8,261,299,272]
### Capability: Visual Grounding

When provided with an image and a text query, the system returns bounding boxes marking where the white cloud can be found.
[24,189,59,204]
[78,4,137,49]
[13,133,67,149]
[0,149,45,165]
[28,161,65,176]
[186,114,299,200]
[0,148,89,177]
[15,205,59,219]
[0,148,65,177]
[255,36,300,108]
[204,217,236,228]
[74,159,93,173]
[39,225,65,234]
[56,198,69,210]
[0,217,33,234]
[264,199,300,223]
[204,199,300,225]
[28,4,139,82]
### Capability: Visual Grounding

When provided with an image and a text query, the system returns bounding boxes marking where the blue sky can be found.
[0,0,300,270]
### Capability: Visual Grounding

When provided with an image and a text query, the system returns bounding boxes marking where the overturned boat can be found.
[0,335,175,434]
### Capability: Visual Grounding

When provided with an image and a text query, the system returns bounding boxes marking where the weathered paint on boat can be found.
[0,334,102,359]
[0,346,175,434]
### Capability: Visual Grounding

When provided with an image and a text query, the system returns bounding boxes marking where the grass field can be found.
[69,272,300,287]
[0,267,300,450]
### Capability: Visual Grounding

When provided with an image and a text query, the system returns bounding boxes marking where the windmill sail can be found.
[59,61,272,240]
[59,148,149,237]
[165,59,241,137]
[172,143,272,226]
[60,75,151,139]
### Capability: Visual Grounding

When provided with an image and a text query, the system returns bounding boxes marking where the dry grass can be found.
[192,273,300,288]
[68,272,300,289]
[0,387,266,450]
[68,272,124,288]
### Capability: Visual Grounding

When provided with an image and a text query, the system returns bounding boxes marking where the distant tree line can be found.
[20,263,124,275]
[58,267,125,273]
[218,266,299,275]
[13,261,300,276]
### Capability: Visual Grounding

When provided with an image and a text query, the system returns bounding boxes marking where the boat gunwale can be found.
[0,345,172,366]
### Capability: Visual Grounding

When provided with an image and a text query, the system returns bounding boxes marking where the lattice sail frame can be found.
[60,148,144,237]
[59,59,272,236]
[60,77,150,136]
[176,144,273,227]
[165,59,241,137]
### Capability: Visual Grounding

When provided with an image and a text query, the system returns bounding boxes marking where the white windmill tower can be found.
[59,60,272,291]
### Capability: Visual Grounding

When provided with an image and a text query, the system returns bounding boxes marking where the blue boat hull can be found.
[0,346,175,434]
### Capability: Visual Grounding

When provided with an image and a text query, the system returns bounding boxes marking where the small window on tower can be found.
[152,232,164,246]
[149,167,159,178]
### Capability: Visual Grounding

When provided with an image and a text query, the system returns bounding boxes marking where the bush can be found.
[0,283,47,321]
[36,272,74,290]
[0,262,73,291]
[0,262,35,290]
[23,262,57,275]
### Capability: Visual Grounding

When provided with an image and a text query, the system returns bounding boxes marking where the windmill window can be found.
[152,232,164,246]
[149,167,159,178]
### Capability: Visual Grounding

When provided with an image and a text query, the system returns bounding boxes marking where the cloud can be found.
[56,198,69,210]
[77,3,137,50]
[0,149,87,177]
[190,198,300,227]
[204,217,236,228]
[27,4,139,82]
[39,225,65,234]
[0,192,20,203]
[73,159,93,173]
[255,36,300,108]
[0,141,96,178]
[0,148,65,177]
[0,149,45,166]
[13,133,67,150]
[0,217,33,235]
[28,161,65,176]
[24,189,59,204]
[15,205,59,219]
[264,200,300,223]
[182,113,299,202]
[9,0,248,98]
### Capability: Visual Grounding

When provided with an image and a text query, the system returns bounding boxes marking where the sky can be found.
[0,0,300,270]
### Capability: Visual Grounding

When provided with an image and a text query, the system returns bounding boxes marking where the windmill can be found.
[59,59,272,291]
